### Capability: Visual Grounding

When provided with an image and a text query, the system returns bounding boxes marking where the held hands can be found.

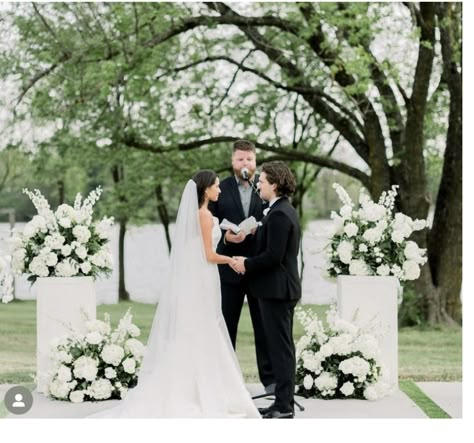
[230,256,247,274]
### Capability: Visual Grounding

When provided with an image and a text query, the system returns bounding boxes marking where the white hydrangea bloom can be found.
[69,390,85,403]
[89,379,113,400]
[73,356,99,381]
[340,381,355,396]
[101,344,125,366]
[403,260,421,280]
[122,357,136,374]
[349,259,370,276]
[337,241,353,264]
[344,222,359,238]
[303,374,314,390]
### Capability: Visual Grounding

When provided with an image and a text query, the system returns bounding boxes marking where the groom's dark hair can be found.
[192,169,218,208]
[261,161,296,197]
[233,139,256,153]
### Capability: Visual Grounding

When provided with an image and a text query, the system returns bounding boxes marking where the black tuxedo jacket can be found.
[209,175,267,285]
[244,197,301,301]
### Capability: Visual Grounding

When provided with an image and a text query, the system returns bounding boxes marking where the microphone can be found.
[241,167,263,201]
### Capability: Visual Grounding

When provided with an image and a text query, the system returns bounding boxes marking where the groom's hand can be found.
[232,256,247,274]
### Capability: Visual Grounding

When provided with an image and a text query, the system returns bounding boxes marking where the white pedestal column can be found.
[36,277,96,393]
[337,276,399,389]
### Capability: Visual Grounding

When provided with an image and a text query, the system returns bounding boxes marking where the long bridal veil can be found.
[90,179,259,418]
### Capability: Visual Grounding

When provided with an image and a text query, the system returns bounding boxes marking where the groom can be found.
[233,161,301,419]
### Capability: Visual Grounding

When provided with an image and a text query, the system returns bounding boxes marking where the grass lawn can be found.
[0,300,462,384]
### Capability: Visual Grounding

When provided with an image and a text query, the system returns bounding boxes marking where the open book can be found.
[220,216,259,235]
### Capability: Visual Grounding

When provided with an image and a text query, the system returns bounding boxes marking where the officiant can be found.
[209,139,275,394]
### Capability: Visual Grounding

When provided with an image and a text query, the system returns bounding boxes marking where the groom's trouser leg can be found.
[259,299,297,412]
[247,292,275,388]
[221,282,245,349]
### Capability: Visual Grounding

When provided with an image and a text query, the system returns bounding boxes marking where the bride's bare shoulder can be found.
[198,208,213,225]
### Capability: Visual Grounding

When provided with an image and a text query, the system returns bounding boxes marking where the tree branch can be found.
[122,134,371,187]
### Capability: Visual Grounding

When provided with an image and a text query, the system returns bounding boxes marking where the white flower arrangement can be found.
[10,187,114,283]
[324,183,427,281]
[46,309,145,402]
[295,306,391,400]
[0,255,14,303]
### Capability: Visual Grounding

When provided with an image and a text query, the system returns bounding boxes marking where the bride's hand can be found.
[228,258,244,274]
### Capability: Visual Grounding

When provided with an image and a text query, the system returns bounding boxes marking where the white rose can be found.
[339,356,371,378]
[314,372,338,391]
[319,343,334,358]
[358,244,368,253]
[57,365,72,383]
[85,331,103,345]
[349,259,370,276]
[75,245,88,260]
[376,264,391,276]
[337,241,353,264]
[29,257,49,277]
[45,252,58,267]
[73,356,99,381]
[403,260,421,280]
[80,261,92,274]
[73,225,91,244]
[69,390,85,403]
[23,223,38,239]
[61,245,72,257]
[122,357,136,374]
[303,374,314,390]
[344,223,359,238]
[412,219,426,231]
[391,230,405,243]
[58,217,72,228]
[404,241,426,264]
[340,381,355,396]
[101,344,125,366]
[105,367,117,379]
[125,339,145,358]
[89,379,113,400]
[363,228,382,245]
[55,259,78,277]
[49,379,71,399]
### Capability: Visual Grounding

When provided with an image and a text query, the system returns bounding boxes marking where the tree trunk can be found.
[117,218,130,302]
[58,180,65,205]
[111,164,130,302]
[427,2,462,324]
[396,3,442,324]
[154,184,172,254]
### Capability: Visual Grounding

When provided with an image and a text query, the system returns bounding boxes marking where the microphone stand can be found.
[244,175,265,202]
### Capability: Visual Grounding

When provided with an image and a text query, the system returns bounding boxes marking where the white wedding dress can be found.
[90,181,260,418]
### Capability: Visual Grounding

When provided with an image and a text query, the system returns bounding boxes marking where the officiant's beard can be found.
[234,167,256,182]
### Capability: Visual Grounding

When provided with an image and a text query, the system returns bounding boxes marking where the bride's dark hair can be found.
[192,170,218,208]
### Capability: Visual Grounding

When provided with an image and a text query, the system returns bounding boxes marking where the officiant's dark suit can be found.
[243,164,301,417]
[209,174,274,390]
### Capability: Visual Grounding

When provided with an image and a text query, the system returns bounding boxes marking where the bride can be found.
[91,170,260,418]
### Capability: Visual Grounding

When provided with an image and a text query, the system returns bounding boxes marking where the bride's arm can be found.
[199,210,236,266]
